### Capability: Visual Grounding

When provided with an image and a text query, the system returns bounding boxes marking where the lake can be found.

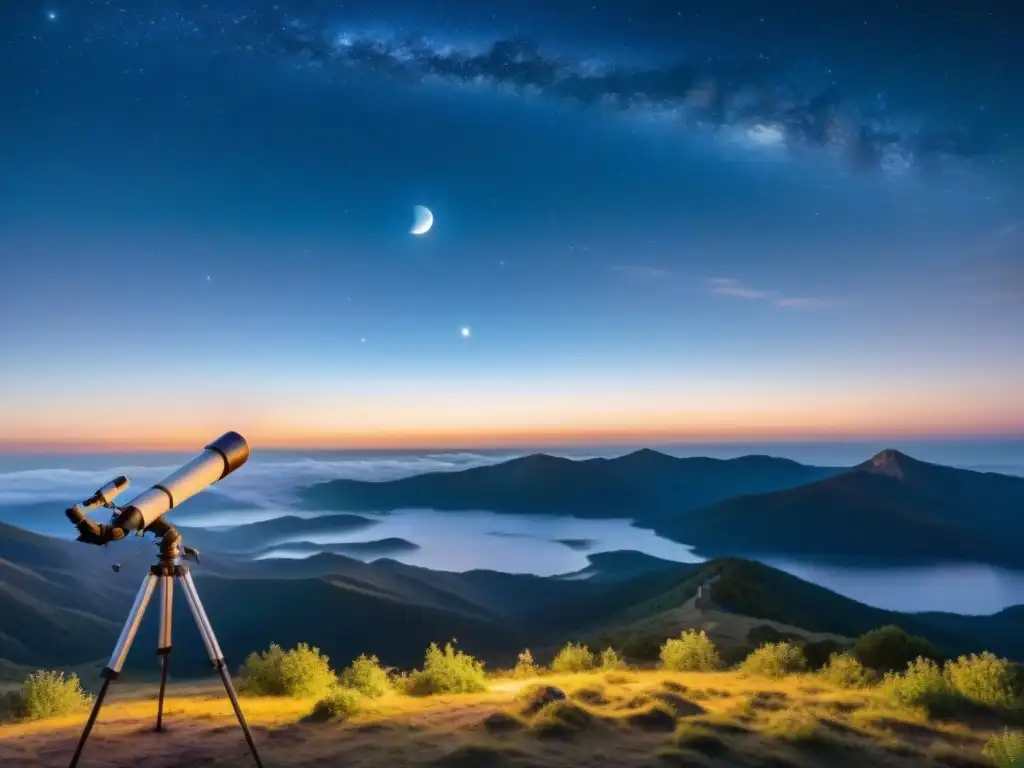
[177,505,1024,617]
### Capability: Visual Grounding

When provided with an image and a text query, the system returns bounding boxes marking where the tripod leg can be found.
[155,572,174,732]
[69,572,159,768]
[179,569,265,768]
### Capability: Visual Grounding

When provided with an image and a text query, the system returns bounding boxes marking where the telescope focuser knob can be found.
[183,546,201,563]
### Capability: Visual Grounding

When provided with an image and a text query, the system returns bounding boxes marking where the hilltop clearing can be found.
[2,668,1019,767]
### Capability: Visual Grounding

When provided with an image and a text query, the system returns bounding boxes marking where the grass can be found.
[1,666,1016,766]
[672,720,730,756]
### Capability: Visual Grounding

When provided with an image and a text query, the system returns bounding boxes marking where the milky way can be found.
[67,4,998,184]
[280,30,992,178]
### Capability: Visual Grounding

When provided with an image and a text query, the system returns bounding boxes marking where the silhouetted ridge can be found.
[615,448,677,464]
[665,450,1024,569]
[301,449,841,519]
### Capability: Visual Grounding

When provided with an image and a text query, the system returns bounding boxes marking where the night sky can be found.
[1,1,1022,449]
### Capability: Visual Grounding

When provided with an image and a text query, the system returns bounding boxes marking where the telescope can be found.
[63,431,264,768]
[65,431,249,546]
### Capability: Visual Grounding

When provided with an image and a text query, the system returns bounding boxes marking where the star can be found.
[206,275,212,283]
[460,327,471,338]
[46,10,57,21]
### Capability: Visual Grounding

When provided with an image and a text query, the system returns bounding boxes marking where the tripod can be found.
[69,532,265,767]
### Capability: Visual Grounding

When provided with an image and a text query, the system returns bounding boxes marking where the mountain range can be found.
[301,447,1024,569]
[300,449,842,519]
[2,516,1024,684]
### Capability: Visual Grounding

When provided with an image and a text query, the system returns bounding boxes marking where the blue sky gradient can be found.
[1,1,1022,449]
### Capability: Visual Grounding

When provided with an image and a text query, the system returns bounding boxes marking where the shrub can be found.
[881,657,955,713]
[819,652,874,689]
[945,652,1021,710]
[15,670,94,721]
[599,647,625,670]
[237,642,337,698]
[620,633,664,662]
[660,630,722,672]
[309,687,362,721]
[852,625,939,673]
[513,649,540,679]
[339,654,390,698]
[739,642,807,679]
[983,729,1024,768]
[802,639,845,671]
[551,643,596,674]
[404,641,488,696]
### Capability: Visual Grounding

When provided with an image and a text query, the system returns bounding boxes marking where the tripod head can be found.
[108,520,202,573]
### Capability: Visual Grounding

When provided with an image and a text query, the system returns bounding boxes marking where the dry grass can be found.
[0,669,1011,767]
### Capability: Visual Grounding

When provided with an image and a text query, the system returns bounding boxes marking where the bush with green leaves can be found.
[551,643,596,674]
[945,652,1020,710]
[403,641,488,696]
[819,652,874,689]
[983,729,1024,768]
[660,630,723,672]
[514,649,540,679]
[237,642,337,698]
[599,647,625,670]
[339,654,390,698]
[852,625,939,674]
[15,670,94,721]
[881,657,955,712]
[739,642,807,679]
[309,687,363,721]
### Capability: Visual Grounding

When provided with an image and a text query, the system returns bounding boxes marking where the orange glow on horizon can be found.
[2,376,1022,453]
[2,420,1022,454]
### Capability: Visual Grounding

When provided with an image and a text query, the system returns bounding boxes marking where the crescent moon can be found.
[410,205,434,236]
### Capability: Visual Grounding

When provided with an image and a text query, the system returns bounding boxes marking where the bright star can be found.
[460,327,471,338]
[47,10,57,21]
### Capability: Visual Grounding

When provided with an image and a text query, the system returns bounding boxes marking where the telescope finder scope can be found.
[83,476,130,509]
[111,431,249,535]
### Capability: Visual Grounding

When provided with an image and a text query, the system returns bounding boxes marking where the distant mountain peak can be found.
[865,449,914,479]
[617,448,674,462]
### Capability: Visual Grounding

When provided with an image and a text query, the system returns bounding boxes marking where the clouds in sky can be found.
[708,278,832,310]
[0,451,508,508]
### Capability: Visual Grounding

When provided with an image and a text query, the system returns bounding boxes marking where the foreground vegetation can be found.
[3,625,1024,767]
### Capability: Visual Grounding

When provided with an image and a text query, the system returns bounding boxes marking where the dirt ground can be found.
[0,671,1007,768]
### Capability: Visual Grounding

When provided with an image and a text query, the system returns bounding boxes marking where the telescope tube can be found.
[110,432,249,537]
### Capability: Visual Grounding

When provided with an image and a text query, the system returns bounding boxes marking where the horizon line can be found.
[2,427,1023,455]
